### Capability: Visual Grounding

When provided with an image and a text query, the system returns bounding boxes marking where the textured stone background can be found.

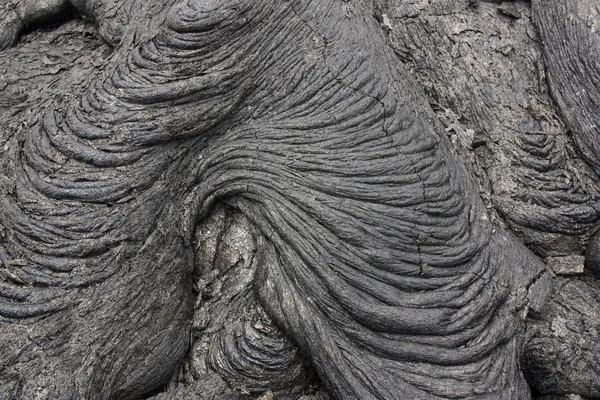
[1,0,599,398]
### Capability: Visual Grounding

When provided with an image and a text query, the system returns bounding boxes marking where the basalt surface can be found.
[0,0,598,399]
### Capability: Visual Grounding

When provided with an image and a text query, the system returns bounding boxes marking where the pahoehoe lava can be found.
[0,0,557,399]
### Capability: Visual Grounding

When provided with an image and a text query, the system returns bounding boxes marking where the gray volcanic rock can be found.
[0,0,598,399]
[381,0,600,258]
[524,277,600,398]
